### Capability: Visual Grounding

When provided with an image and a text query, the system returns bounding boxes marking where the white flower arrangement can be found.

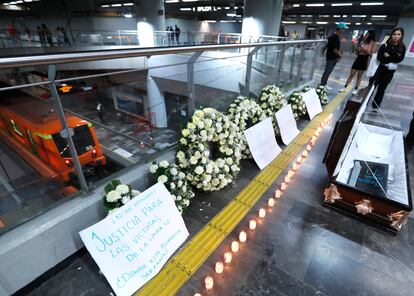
[150,160,195,214]
[177,107,242,192]
[227,96,267,159]
[258,85,287,118]
[287,91,307,119]
[103,180,141,215]
[316,85,329,105]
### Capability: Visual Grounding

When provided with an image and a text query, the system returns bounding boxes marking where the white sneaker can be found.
[325,85,332,90]
[339,87,346,92]
[351,89,358,95]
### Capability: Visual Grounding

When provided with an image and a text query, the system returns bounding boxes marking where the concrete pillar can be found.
[146,74,167,128]
[135,0,165,47]
[241,0,284,42]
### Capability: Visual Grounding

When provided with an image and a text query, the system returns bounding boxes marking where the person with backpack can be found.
[370,27,406,110]
[341,30,377,95]
[320,22,348,90]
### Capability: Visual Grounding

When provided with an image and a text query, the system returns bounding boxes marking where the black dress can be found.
[352,54,370,71]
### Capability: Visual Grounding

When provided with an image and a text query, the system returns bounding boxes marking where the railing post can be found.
[289,45,297,81]
[275,44,286,86]
[48,65,89,192]
[309,43,319,82]
[243,46,261,97]
[295,44,306,86]
[187,51,203,116]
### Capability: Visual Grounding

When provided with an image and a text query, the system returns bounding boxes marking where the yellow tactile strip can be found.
[135,88,350,296]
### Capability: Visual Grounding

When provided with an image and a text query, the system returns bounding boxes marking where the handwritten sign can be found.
[302,88,323,120]
[244,117,282,170]
[275,105,300,145]
[407,34,414,58]
[79,183,189,296]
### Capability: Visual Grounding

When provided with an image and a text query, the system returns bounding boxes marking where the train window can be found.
[10,119,23,137]
[52,124,95,158]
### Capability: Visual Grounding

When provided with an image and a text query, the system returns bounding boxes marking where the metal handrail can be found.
[0,39,325,69]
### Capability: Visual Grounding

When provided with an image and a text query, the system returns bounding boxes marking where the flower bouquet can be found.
[287,91,307,119]
[103,179,141,215]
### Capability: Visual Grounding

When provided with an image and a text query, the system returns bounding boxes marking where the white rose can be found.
[116,184,129,195]
[201,157,207,164]
[226,148,233,156]
[150,164,158,174]
[231,165,239,172]
[198,144,205,151]
[131,190,140,197]
[204,174,212,182]
[212,178,220,186]
[188,123,196,130]
[171,194,177,201]
[106,190,121,202]
[177,180,183,187]
[178,172,185,179]
[183,200,190,207]
[190,156,198,165]
[180,138,187,145]
[194,151,202,159]
[226,158,233,165]
[182,185,187,192]
[176,195,182,201]
[159,160,169,168]
[170,182,176,189]
[122,196,130,205]
[181,129,190,137]
[157,175,168,183]
[206,164,213,174]
[224,165,230,173]
[200,130,207,138]
[195,166,204,175]
[197,121,205,129]
[204,150,210,157]
[177,151,185,160]
[170,167,178,176]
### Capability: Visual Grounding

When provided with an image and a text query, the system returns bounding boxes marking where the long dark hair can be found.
[364,30,376,43]
[387,27,406,51]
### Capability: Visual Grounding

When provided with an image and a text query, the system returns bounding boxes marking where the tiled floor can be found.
[14,54,414,296]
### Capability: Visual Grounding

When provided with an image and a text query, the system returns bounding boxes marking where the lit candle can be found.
[296,156,303,163]
[259,208,266,218]
[288,169,295,178]
[268,197,275,207]
[239,231,247,242]
[231,241,240,252]
[204,276,214,290]
[194,293,202,296]
[315,131,320,137]
[317,127,322,133]
[302,150,308,158]
[284,175,290,183]
[306,145,312,151]
[249,220,257,230]
[274,189,282,198]
[312,136,317,142]
[281,182,287,191]
[224,252,232,263]
[215,262,224,274]
[292,163,299,171]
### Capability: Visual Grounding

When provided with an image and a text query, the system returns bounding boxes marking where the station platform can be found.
[13,56,414,296]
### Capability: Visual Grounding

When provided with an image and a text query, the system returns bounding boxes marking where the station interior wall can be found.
[398,17,414,67]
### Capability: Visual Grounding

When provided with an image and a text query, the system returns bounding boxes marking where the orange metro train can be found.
[0,99,106,183]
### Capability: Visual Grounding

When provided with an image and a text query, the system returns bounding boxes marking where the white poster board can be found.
[80,183,189,296]
[407,34,414,58]
[244,117,282,170]
[275,105,300,145]
[302,88,323,120]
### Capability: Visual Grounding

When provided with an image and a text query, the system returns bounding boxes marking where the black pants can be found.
[371,65,395,108]
[320,59,337,86]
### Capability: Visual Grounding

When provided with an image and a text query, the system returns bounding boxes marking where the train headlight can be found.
[92,149,97,158]
[65,159,74,168]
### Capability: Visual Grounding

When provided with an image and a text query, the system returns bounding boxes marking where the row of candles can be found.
[193,113,333,295]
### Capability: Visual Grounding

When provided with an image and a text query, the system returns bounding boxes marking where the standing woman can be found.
[371,27,406,110]
[341,30,377,95]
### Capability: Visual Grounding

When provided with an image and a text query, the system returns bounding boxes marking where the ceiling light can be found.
[16,0,23,3]
[316,21,328,24]
[282,21,296,24]
[333,15,341,18]
[182,0,198,2]
[293,4,300,7]
[226,13,236,17]
[111,3,122,7]
[331,3,352,6]
[204,20,216,23]
[352,15,367,17]
[367,22,372,25]
[217,7,221,10]
[165,0,179,2]
[301,15,313,17]
[234,6,238,9]
[101,4,110,7]
[335,22,351,25]
[123,2,134,6]
[301,21,312,24]
[355,23,361,25]
[9,1,17,3]
[343,15,348,17]
[306,3,325,7]
[372,15,387,18]
[319,15,330,17]
[23,0,33,2]
[124,13,133,18]
[180,7,191,11]
[361,2,384,5]
[224,6,230,9]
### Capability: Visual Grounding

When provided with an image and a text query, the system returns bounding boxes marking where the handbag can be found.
[366,53,379,78]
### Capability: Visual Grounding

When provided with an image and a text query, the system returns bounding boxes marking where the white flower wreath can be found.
[287,91,307,119]
[258,85,286,118]
[316,85,329,105]
[177,108,242,192]
[227,96,267,159]
[150,161,194,214]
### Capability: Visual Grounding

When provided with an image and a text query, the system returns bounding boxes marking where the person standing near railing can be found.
[62,27,71,46]
[6,24,18,46]
[24,26,31,44]
[320,22,348,90]
[37,26,46,47]
[370,27,406,110]
[175,25,181,45]
[42,24,53,47]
